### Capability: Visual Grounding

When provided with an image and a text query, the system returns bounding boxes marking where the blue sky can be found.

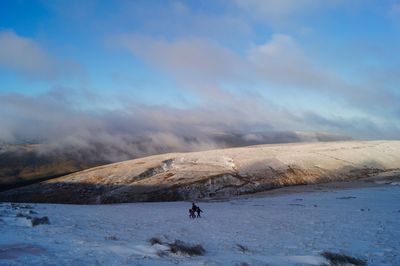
[1,0,400,149]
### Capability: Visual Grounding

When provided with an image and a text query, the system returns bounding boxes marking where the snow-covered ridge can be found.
[1,140,400,204]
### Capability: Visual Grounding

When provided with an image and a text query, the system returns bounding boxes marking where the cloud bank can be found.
[3,87,393,162]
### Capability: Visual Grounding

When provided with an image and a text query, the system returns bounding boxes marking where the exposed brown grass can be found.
[321,251,367,266]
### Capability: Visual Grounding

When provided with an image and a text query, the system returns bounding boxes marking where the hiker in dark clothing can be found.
[195,206,203,218]
[189,208,196,219]
[189,202,202,219]
[190,203,198,219]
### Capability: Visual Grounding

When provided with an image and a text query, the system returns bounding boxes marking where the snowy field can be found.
[1,185,400,265]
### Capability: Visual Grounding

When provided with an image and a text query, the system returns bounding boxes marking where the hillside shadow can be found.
[0,182,188,204]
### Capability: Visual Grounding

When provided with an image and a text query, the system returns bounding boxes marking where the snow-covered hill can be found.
[1,140,400,204]
[1,184,399,265]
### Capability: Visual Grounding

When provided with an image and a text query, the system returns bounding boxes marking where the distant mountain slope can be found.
[0,144,107,191]
[0,131,350,191]
[1,140,399,204]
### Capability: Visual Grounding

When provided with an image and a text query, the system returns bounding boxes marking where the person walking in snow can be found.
[195,206,203,218]
[189,208,196,219]
[189,202,200,219]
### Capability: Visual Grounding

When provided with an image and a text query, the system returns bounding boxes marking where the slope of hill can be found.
[0,144,107,191]
[1,140,399,204]
[0,131,350,191]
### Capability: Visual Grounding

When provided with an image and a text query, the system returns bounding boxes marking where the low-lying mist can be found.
[0,90,354,162]
[0,90,353,190]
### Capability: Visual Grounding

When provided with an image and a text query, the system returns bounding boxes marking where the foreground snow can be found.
[1,185,400,265]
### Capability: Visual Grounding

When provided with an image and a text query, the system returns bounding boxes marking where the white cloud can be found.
[116,35,244,99]
[0,30,80,80]
[247,34,336,88]
[118,35,240,78]
[248,34,306,66]
[235,0,321,17]
[115,32,400,120]
[234,0,344,26]
[116,33,333,94]
[391,3,400,13]
[0,30,55,78]
[389,2,400,19]
[171,1,189,15]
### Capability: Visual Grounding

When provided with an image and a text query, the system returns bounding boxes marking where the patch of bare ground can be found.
[321,251,367,266]
[0,244,46,259]
[148,237,205,257]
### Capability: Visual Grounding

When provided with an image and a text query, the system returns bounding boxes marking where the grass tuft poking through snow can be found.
[149,237,163,246]
[168,240,205,256]
[321,251,367,266]
[236,244,249,253]
[148,237,205,257]
[235,262,250,266]
[104,235,118,241]
[31,216,49,227]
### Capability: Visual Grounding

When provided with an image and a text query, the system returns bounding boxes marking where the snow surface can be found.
[1,185,400,265]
